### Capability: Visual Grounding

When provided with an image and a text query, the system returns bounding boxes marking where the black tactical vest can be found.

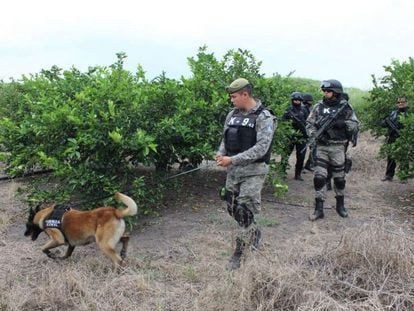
[224,105,273,163]
[318,101,349,141]
[388,108,409,138]
[43,204,71,229]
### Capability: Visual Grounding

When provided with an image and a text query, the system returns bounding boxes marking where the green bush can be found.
[1,47,370,218]
[0,54,158,209]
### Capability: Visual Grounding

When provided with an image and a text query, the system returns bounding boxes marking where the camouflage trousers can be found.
[225,173,266,245]
[314,144,346,201]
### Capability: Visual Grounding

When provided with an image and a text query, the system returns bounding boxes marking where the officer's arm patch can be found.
[262,110,272,117]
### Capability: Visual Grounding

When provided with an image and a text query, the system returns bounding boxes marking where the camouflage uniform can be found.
[306,97,359,218]
[218,100,276,248]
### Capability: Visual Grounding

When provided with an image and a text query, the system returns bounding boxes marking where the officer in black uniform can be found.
[302,93,314,114]
[281,92,309,180]
[381,96,410,181]
[303,93,316,171]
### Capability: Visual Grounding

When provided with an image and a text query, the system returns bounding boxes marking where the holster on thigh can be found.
[344,157,352,173]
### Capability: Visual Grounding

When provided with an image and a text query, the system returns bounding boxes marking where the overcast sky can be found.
[1,0,413,89]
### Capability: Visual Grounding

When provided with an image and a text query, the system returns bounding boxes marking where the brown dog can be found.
[24,192,137,268]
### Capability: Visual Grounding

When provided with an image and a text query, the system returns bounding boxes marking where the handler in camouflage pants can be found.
[215,78,276,270]
[225,174,266,244]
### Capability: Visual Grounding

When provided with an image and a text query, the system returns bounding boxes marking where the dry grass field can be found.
[1,132,414,311]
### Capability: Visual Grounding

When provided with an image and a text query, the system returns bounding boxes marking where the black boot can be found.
[294,174,304,181]
[381,175,393,182]
[304,159,313,172]
[310,198,324,221]
[227,238,244,270]
[294,169,304,181]
[335,196,348,218]
[250,228,261,251]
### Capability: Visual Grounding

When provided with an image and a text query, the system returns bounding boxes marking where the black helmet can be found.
[302,93,313,102]
[321,79,343,94]
[342,93,349,101]
[290,92,303,101]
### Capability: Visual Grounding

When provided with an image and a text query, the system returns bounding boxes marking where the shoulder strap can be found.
[256,104,275,116]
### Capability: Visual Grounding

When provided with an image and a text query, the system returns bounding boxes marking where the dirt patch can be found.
[1,132,413,310]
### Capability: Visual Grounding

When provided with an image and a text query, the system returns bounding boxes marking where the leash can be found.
[65,160,217,208]
[0,169,53,181]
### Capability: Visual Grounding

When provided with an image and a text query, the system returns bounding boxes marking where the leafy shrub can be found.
[1,47,368,218]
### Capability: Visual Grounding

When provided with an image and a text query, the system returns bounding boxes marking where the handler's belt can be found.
[44,204,71,229]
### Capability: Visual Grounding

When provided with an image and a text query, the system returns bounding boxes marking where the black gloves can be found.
[334,119,346,129]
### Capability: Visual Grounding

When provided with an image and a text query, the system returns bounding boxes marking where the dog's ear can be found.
[24,205,42,239]
[27,206,38,221]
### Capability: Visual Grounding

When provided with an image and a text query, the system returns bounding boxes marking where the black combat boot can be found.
[335,196,348,218]
[381,175,393,182]
[294,169,304,181]
[228,238,245,270]
[250,228,261,251]
[304,159,313,172]
[310,198,324,221]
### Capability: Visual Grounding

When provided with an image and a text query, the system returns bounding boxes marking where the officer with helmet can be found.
[281,92,309,180]
[302,93,314,114]
[306,79,359,220]
[215,78,276,269]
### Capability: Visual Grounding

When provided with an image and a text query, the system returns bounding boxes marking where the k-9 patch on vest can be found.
[227,115,256,128]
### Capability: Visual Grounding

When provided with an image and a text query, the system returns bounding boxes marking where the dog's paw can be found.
[117,261,128,274]
[45,252,57,259]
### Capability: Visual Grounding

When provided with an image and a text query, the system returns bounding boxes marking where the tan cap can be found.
[226,78,251,94]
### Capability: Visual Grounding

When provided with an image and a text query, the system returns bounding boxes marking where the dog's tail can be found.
[114,192,138,218]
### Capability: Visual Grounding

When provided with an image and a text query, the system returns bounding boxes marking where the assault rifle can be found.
[287,111,307,135]
[301,103,350,153]
[384,117,400,135]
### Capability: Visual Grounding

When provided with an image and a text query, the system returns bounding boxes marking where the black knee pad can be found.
[334,177,346,190]
[234,203,254,228]
[313,174,326,191]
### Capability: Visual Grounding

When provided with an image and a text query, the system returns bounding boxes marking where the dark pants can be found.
[282,141,306,175]
[385,137,398,178]
[385,158,397,178]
